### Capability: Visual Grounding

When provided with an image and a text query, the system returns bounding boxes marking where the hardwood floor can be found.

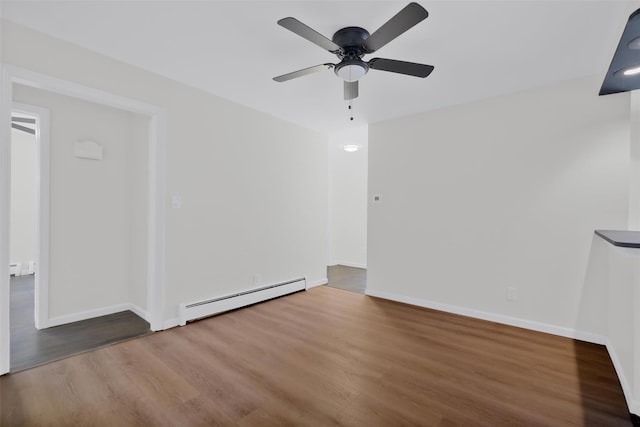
[327,265,366,294]
[10,275,152,372]
[1,285,632,426]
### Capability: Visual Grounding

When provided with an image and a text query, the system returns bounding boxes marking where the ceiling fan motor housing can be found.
[332,26,370,53]
[332,27,371,81]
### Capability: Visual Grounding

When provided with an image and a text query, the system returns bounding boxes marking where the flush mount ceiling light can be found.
[343,144,359,152]
[335,60,369,82]
[600,8,640,95]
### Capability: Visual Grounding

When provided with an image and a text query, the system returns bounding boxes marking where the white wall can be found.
[1,20,328,324]
[367,75,630,331]
[12,85,148,319]
[10,127,36,274]
[328,126,368,268]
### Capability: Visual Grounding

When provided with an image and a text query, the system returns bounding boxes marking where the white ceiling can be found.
[0,1,631,133]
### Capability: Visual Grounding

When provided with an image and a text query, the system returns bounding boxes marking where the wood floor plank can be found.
[0,284,633,426]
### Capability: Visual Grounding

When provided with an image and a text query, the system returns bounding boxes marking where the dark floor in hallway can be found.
[10,275,152,372]
[327,265,366,294]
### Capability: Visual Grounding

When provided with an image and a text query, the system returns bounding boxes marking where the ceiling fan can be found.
[273,2,434,101]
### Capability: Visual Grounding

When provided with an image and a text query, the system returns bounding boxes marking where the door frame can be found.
[0,65,168,374]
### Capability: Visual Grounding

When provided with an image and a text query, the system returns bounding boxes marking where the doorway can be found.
[9,111,37,280]
[327,126,368,294]
[9,103,152,372]
[1,66,167,375]
[10,103,50,333]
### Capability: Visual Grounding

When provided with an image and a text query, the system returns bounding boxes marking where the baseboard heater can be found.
[178,277,307,326]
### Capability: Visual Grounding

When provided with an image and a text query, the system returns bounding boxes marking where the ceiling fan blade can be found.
[11,117,36,124]
[344,81,359,100]
[278,17,342,53]
[12,123,36,135]
[273,64,334,82]
[363,3,429,53]
[368,58,434,78]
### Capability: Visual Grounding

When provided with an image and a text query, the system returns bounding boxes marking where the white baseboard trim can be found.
[43,303,149,329]
[329,262,367,269]
[306,278,328,289]
[365,289,604,343]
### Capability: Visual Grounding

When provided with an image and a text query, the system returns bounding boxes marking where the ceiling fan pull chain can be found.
[349,99,354,121]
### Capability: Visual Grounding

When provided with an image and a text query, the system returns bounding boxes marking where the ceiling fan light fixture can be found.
[335,62,368,82]
[343,144,359,152]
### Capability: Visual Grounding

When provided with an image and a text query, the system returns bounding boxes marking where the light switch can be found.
[372,194,383,204]
[171,195,182,209]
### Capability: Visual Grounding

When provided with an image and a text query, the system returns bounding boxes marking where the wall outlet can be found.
[507,287,518,302]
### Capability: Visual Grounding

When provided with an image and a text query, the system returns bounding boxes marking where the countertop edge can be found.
[595,230,640,249]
